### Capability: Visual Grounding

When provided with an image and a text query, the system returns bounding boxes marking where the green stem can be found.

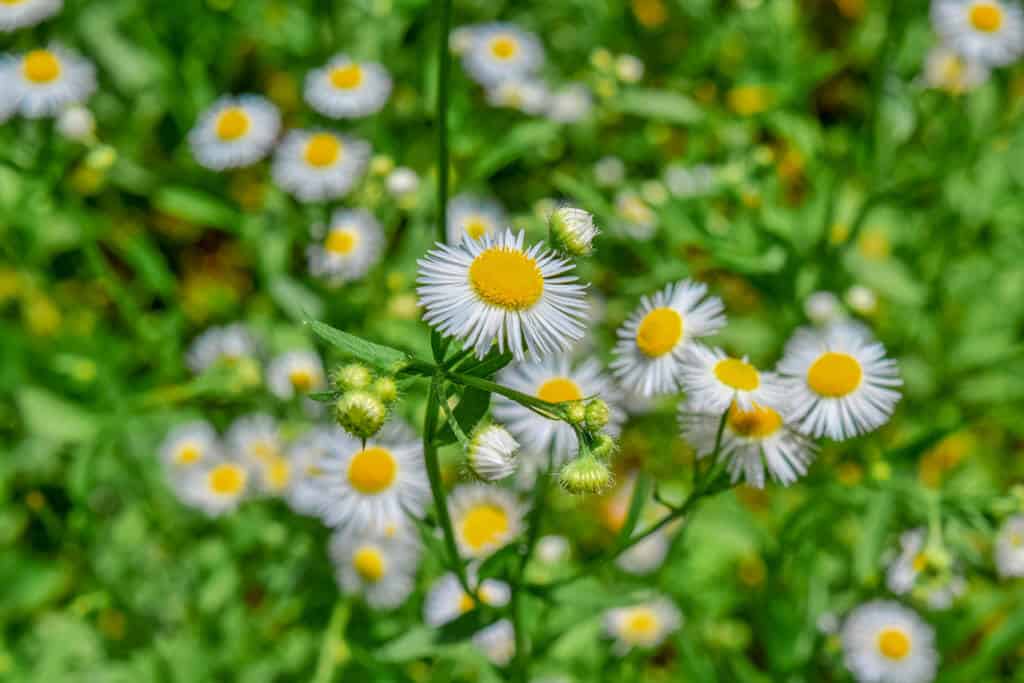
[512,453,553,680]
[312,600,351,683]
[449,371,563,420]
[435,0,452,245]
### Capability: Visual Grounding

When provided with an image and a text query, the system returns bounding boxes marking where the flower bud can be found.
[333,363,373,391]
[565,400,587,425]
[57,105,96,143]
[466,423,519,482]
[372,376,399,404]
[550,206,599,256]
[584,399,610,431]
[335,391,387,439]
[591,433,618,460]
[559,454,613,494]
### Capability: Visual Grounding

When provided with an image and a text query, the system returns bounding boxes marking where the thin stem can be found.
[512,453,553,680]
[312,600,350,683]
[435,0,452,245]
[450,371,563,421]
[422,376,474,597]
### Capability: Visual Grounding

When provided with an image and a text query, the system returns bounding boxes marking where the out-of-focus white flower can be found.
[329,524,421,609]
[271,129,371,202]
[486,78,550,115]
[0,0,62,33]
[423,570,511,627]
[922,45,991,93]
[266,350,325,400]
[462,23,544,87]
[603,598,682,655]
[841,601,937,683]
[615,54,645,83]
[6,45,95,118]
[594,156,626,187]
[445,193,506,244]
[472,619,516,666]
[304,54,392,119]
[614,190,657,239]
[846,285,878,316]
[995,514,1024,578]
[186,323,258,374]
[664,163,716,198]
[804,291,843,326]
[189,95,280,170]
[546,83,593,123]
[386,166,420,197]
[931,0,1024,67]
[56,105,95,142]
[307,208,384,286]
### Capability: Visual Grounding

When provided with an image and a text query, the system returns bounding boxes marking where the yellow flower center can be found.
[176,442,202,465]
[807,352,863,398]
[251,441,278,462]
[713,358,760,391]
[352,546,386,582]
[461,503,509,551]
[635,307,683,357]
[329,63,364,90]
[458,592,475,613]
[940,55,966,86]
[209,464,246,495]
[623,608,659,640]
[289,368,316,392]
[214,107,251,141]
[877,627,911,660]
[23,50,62,84]
[265,457,291,491]
[325,227,360,255]
[1,0,27,5]
[468,248,544,310]
[536,377,583,403]
[912,553,928,572]
[1009,532,1023,547]
[489,35,519,60]
[303,133,342,168]
[727,402,784,439]
[463,216,490,239]
[347,446,397,494]
[969,2,1003,32]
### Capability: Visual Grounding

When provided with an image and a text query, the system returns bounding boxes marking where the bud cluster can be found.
[331,363,400,440]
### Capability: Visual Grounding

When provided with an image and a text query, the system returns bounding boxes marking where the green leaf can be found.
[374,626,438,662]
[612,88,704,125]
[153,186,240,230]
[455,349,515,378]
[307,319,412,372]
[16,387,100,444]
[270,276,324,322]
[434,386,491,447]
[854,490,892,585]
[615,473,651,547]
[476,543,519,582]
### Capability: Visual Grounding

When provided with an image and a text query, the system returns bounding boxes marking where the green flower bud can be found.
[565,400,587,425]
[335,390,387,439]
[333,363,373,391]
[372,376,399,404]
[584,399,610,431]
[559,454,613,494]
[550,206,599,256]
[591,433,618,460]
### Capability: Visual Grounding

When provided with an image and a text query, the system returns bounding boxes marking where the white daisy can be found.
[304,54,392,119]
[386,166,420,198]
[931,0,1024,66]
[603,598,682,655]
[159,420,221,472]
[922,44,991,93]
[472,619,516,667]
[56,104,95,142]
[777,322,902,440]
[462,23,544,87]
[611,280,727,397]
[266,349,325,400]
[449,25,479,55]
[315,420,429,533]
[0,0,62,32]
[465,423,520,482]
[678,345,783,413]
[271,129,370,202]
[680,402,817,488]
[285,426,347,516]
[841,601,938,683]
[329,524,421,609]
[449,483,525,559]
[546,83,593,123]
[614,190,657,239]
[995,514,1024,578]
[493,355,624,466]
[186,323,258,373]
[226,414,292,497]
[423,570,511,627]
[446,193,507,244]
[180,459,250,517]
[8,45,95,118]
[485,78,549,115]
[417,229,588,361]
[663,163,715,198]
[594,156,626,187]
[886,528,965,610]
[307,208,384,285]
[188,94,280,170]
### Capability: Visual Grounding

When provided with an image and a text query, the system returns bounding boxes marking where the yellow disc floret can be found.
[215,107,251,141]
[536,377,583,403]
[330,63,364,90]
[347,446,397,494]
[877,627,911,660]
[469,248,544,310]
[623,608,659,641]
[807,352,863,397]
[304,133,343,168]
[489,35,519,60]
[727,403,784,439]
[209,463,246,495]
[713,358,760,391]
[23,50,62,84]
[352,546,386,581]
[460,503,509,552]
[969,2,1004,32]
[326,227,360,255]
[635,307,683,357]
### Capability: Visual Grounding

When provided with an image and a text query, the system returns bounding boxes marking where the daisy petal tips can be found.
[416,229,588,361]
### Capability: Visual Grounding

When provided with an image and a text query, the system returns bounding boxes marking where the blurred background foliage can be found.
[2,0,1024,681]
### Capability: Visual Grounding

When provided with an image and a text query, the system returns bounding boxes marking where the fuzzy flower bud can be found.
[591,433,618,460]
[335,390,387,439]
[333,363,373,391]
[584,399,610,431]
[565,400,587,425]
[550,206,599,256]
[559,453,613,494]
[465,423,519,482]
[371,376,399,404]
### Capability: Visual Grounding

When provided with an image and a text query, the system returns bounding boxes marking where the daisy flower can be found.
[7,45,95,118]
[680,402,816,488]
[931,0,1024,66]
[266,350,325,400]
[922,45,990,93]
[188,95,280,171]
[186,323,258,374]
[472,619,516,667]
[663,163,715,198]
[546,83,593,123]
[446,193,507,244]
[226,414,292,496]
[886,528,965,609]
[304,54,392,119]
[329,524,421,609]
[386,166,420,198]
[448,484,525,559]
[485,78,549,115]
[614,190,657,239]
[617,531,671,575]
[995,514,1024,578]
[417,229,588,361]
[679,345,783,413]
[158,420,220,470]
[0,0,62,32]
[611,280,727,397]
[307,208,384,285]
[603,598,682,655]
[465,423,520,482]
[315,420,429,533]
[285,426,347,516]
[776,322,902,440]
[462,23,544,87]
[180,459,250,517]
[841,601,938,683]
[493,355,624,465]
[271,129,370,202]
[423,570,511,627]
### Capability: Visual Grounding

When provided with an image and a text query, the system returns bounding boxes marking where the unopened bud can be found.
[335,391,387,439]
[372,376,399,404]
[584,399,610,431]
[550,206,599,256]
[466,424,519,482]
[565,400,587,425]
[591,433,618,460]
[333,363,373,391]
[559,454,613,494]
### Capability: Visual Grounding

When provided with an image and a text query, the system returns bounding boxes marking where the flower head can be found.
[446,193,506,244]
[423,569,511,627]
[466,423,520,482]
[995,514,1024,578]
[308,208,384,285]
[271,129,370,202]
[266,350,325,400]
[550,206,599,256]
[603,598,682,655]
[462,23,544,87]
[449,484,525,558]
[329,524,420,609]
[304,54,392,119]
[931,0,1024,67]
[841,601,937,683]
[189,95,280,170]
[0,0,62,32]
[6,44,95,118]
[679,345,783,413]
